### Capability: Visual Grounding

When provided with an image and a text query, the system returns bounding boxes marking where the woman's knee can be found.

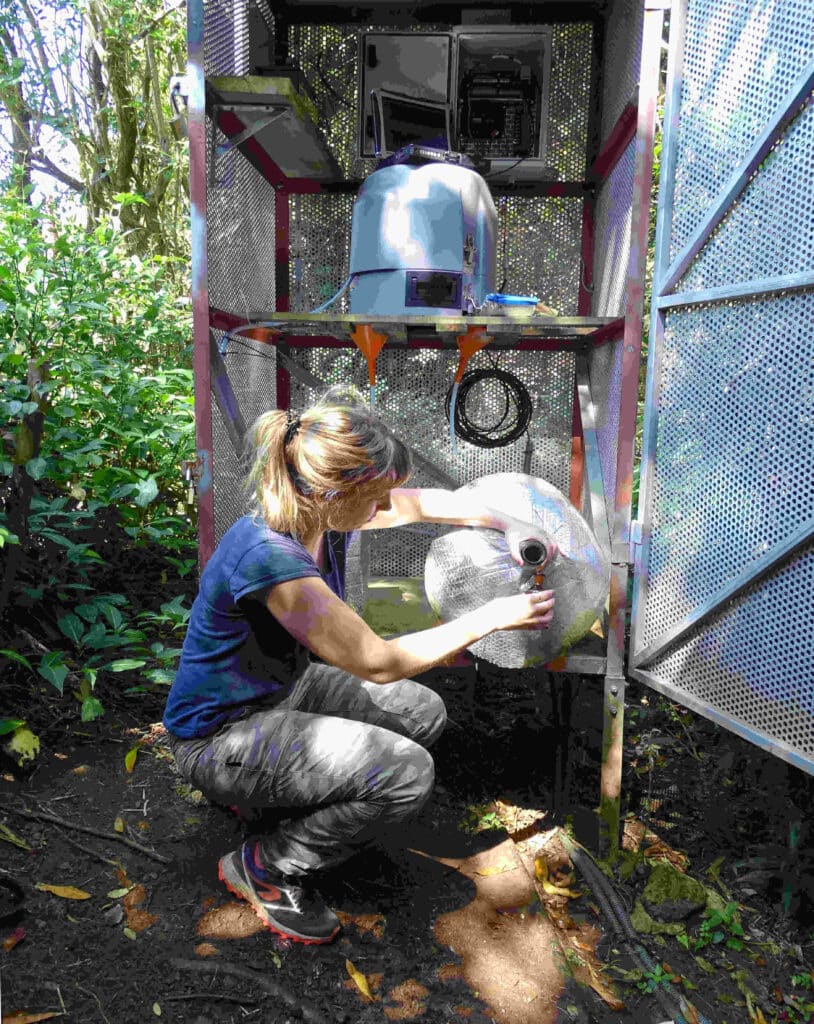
[378,740,435,816]
[420,688,447,747]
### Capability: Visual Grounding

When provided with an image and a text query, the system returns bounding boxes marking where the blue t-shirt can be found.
[163,515,348,738]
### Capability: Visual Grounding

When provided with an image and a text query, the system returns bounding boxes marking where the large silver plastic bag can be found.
[424,473,611,668]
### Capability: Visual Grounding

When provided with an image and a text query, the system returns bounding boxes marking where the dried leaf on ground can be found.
[35,883,92,900]
[0,822,31,850]
[2,927,25,952]
[122,884,159,932]
[1,1012,63,1023]
[534,856,581,898]
[124,747,138,773]
[383,979,430,1021]
[335,910,386,938]
[474,861,517,877]
[346,959,376,1002]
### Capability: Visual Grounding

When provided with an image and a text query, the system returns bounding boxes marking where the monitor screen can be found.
[371,89,451,156]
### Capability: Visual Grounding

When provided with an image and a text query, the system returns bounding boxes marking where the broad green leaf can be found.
[124,747,138,772]
[133,476,159,507]
[0,717,25,736]
[25,457,47,480]
[80,696,104,722]
[58,613,85,644]
[108,659,146,672]
[0,649,32,671]
[38,652,68,693]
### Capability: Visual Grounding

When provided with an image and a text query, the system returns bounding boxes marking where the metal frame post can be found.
[599,0,666,857]
[188,0,216,568]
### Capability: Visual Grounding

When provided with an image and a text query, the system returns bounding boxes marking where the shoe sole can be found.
[217,857,339,946]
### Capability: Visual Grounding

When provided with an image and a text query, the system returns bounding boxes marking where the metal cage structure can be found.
[187,0,663,848]
[184,0,814,842]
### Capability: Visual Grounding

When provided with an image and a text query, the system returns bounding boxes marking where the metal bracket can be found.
[628,519,642,564]
[169,74,189,139]
[212,106,288,157]
[181,457,203,503]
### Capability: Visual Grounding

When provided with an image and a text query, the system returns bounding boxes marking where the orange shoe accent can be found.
[217,859,338,946]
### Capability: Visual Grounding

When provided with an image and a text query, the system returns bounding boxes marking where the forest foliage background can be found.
[0,0,195,747]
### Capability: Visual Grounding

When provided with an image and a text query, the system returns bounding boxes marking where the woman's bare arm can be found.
[265,575,554,684]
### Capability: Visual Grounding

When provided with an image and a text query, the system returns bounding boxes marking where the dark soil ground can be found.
[2,652,814,1024]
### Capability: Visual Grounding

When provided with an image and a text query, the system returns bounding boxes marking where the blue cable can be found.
[449,380,460,455]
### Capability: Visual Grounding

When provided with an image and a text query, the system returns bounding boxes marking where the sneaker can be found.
[218,843,340,945]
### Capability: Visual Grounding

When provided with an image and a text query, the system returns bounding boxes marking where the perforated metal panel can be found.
[588,335,625,518]
[600,0,643,145]
[206,122,277,316]
[497,196,583,315]
[548,23,594,181]
[204,0,252,76]
[669,1,814,263]
[593,141,635,317]
[210,332,277,539]
[679,102,814,293]
[290,194,354,313]
[631,0,814,773]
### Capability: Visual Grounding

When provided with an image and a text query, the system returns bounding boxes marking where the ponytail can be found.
[245,388,412,537]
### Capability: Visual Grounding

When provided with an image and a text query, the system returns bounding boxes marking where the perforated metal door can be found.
[630,0,814,774]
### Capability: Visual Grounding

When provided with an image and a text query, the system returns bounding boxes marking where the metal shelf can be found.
[214,310,622,347]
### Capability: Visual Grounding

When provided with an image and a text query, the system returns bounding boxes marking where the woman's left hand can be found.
[503,519,558,568]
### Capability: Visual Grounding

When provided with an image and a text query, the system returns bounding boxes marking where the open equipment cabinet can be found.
[185,0,814,853]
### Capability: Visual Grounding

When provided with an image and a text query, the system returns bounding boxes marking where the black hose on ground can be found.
[560,832,714,1024]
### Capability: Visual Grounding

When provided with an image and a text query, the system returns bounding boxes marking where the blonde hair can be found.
[245,386,412,537]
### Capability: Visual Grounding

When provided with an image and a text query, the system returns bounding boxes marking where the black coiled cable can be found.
[444,365,533,448]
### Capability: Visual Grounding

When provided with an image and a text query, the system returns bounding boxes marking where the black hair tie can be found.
[284,413,301,446]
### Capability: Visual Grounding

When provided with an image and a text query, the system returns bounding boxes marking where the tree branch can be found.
[30,150,85,193]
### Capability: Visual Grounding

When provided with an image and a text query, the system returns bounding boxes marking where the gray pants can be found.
[169,663,447,877]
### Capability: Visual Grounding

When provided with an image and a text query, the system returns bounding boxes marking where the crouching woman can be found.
[163,389,555,944]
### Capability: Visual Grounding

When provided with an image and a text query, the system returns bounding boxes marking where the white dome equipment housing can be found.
[349,154,497,316]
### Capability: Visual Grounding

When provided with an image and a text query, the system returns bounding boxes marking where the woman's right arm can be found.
[265,577,554,683]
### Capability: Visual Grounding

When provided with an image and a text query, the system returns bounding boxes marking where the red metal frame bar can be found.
[590,102,639,182]
[214,109,322,194]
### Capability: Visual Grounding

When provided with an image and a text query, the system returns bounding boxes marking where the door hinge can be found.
[629,520,643,564]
